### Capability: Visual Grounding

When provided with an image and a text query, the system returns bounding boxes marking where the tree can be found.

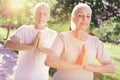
[0,0,59,39]
[93,17,120,43]
[51,0,120,28]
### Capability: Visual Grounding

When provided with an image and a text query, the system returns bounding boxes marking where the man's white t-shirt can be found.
[13,25,57,80]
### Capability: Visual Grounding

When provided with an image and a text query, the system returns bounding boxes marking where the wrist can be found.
[29,44,35,50]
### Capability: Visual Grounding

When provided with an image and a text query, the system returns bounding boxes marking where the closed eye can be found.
[87,16,91,18]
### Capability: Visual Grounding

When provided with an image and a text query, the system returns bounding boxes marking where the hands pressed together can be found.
[31,32,52,54]
[75,45,115,73]
[75,45,90,70]
[31,32,41,50]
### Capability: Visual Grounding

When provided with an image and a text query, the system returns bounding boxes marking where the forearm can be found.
[45,53,82,70]
[4,40,33,51]
[37,46,51,54]
[46,59,82,70]
[85,63,115,73]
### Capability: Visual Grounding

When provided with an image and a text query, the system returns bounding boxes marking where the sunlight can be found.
[10,0,25,10]
[0,54,3,63]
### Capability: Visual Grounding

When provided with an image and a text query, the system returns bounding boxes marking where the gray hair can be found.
[71,3,92,17]
[70,3,92,30]
[33,2,50,15]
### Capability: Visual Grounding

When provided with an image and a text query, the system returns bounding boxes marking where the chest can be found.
[21,29,54,48]
[62,37,97,63]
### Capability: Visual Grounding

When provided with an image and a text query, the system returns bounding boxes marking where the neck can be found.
[71,29,88,41]
[34,24,46,30]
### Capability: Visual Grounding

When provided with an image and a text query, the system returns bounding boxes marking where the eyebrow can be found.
[77,13,91,15]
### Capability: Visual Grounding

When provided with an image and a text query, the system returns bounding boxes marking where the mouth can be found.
[37,20,45,23]
[38,19,43,22]
[81,23,88,25]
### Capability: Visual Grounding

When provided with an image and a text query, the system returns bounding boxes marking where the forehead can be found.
[76,6,92,15]
[35,6,50,13]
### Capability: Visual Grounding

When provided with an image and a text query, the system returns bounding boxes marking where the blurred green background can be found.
[0,0,120,80]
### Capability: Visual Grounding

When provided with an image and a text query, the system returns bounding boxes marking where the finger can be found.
[36,31,41,40]
[84,53,88,68]
[36,36,40,49]
[36,32,42,49]
[34,32,41,48]
[81,53,86,68]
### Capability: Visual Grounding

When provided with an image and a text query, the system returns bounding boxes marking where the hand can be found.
[34,32,49,53]
[31,32,41,50]
[84,53,89,69]
[75,45,86,68]
[84,51,93,70]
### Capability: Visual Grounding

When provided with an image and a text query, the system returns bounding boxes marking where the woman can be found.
[45,3,115,80]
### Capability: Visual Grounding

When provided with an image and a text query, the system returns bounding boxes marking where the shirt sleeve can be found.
[96,40,111,63]
[13,25,25,41]
[50,33,64,56]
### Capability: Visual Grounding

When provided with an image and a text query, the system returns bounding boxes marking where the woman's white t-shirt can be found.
[50,32,111,80]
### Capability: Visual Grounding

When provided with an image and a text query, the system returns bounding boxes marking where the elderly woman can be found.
[45,3,115,80]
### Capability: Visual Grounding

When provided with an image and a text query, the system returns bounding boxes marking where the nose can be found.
[82,16,87,21]
[39,13,44,18]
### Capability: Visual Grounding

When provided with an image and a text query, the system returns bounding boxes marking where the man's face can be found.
[34,6,50,27]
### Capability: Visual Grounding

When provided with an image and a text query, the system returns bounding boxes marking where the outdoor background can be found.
[0,0,120,80]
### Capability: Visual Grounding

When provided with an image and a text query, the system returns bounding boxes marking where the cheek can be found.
[75,19,82,25]
[87,19,91,24]
[73,18,81,25]
[46,15,50,20]
[88,18,91,21]
[35,15,39,20]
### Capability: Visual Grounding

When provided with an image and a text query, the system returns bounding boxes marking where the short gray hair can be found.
[33,2,50,15]
[71,3,92,17]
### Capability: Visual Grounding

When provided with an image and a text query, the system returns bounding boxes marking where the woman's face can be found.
[72,7,92,31]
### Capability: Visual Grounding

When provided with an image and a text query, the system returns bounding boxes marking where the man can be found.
[4,2,57,80]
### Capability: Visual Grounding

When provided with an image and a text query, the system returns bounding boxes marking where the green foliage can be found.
[92,17,120,42]
[51,0,120,28]
[103,43,120,80]
[49,68,57,77]
[48,17,70,33]
[0,28,7,43]
[100,17,120,42]
[0,0,58,38]
[0,27,15,43]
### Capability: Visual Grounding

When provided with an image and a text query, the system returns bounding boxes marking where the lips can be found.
[81,23,88,25]
[37,20,44,23]
[81,23,87,25]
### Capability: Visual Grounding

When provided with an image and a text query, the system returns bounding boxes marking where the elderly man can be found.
[4,2,57,80]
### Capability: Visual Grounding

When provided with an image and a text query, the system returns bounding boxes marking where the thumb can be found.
[34,32,41,48]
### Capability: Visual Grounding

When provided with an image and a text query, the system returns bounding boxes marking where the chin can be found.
[77,26,87,30]
[37,23,45,26]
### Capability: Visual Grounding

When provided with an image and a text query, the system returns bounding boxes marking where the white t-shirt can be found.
[50,32,111,80]
[13,25,57,80]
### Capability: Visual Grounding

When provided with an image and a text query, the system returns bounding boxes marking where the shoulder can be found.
[57,31,70,40]
[14,25,33,36]
[57,32,66,37]
[17,25,33,30]
[46,28,57,34]
[59,31,70,36]
[89,35,103,44]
